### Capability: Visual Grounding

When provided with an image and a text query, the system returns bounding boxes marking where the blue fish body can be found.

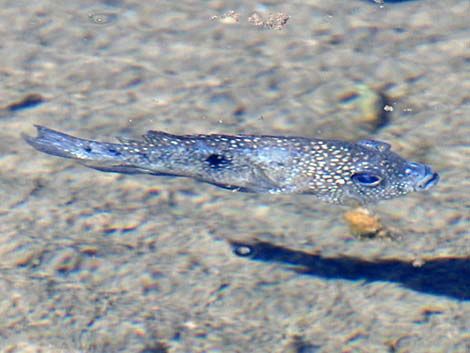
[24,125,439,205]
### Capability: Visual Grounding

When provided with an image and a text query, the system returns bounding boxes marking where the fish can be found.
[23,125,439,205]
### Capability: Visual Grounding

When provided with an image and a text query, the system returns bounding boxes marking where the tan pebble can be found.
[344,207,382,236]
[344,207,398,240]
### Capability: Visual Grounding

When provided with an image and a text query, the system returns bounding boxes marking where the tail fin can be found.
[23,125,101,160]
[23,125,129,163]
[23,125,156,175]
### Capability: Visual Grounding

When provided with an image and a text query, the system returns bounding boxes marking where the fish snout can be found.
[406,162,440,191]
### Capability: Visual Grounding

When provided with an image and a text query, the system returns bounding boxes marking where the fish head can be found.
[336,139,439,205]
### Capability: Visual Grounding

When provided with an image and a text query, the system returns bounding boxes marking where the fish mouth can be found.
[408,163,440,191]
[417,171,439,190]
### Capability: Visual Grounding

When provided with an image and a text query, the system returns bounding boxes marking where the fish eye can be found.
[351,172,383,187]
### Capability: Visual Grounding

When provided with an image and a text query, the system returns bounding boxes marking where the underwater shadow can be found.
[229,240,469,301]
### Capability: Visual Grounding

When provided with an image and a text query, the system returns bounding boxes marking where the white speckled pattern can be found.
[25,125,439,205]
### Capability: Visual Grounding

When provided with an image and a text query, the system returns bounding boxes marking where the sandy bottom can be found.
[0,1,468,352]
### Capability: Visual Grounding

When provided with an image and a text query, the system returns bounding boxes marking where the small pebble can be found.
[344,207,397,240]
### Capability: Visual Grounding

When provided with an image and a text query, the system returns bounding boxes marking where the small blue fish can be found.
[24,125,439,205]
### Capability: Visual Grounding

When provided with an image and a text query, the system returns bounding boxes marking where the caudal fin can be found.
[23,125,124,162]
[23,125,157,175]
[23,125,95,159]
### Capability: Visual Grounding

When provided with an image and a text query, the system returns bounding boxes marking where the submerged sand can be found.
[0,1,468,352]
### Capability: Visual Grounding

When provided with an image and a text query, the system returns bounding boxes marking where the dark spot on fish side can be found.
[206,154,230,169]
[107,148,121,156]
[84,146,92,153]
[7,93,44,112]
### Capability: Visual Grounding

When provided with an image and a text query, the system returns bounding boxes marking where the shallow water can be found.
[0,1,469,352]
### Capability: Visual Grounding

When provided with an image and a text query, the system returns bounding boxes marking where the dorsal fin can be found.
[142,130,181,145]
[115,136,142,145]
[357,139,391,152]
